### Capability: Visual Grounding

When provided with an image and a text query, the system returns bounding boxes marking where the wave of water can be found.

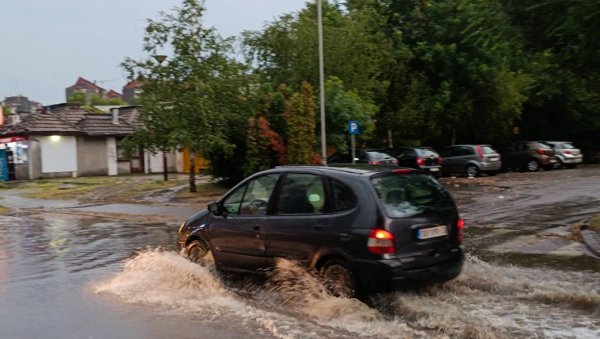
[93,250,600,339]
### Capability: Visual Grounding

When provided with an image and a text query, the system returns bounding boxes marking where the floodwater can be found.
[1,166,599,338]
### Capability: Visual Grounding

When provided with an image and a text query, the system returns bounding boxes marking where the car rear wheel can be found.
[185,239,213,266]
[526,159,540,172]
[320,259,358,298]
[465,165,479,177]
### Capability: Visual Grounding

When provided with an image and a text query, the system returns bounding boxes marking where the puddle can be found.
[94,249,600,339]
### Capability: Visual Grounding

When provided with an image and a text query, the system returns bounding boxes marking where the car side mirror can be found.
[208,201,223,216]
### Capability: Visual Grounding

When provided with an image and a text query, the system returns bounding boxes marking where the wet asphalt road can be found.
[0,165,599,338]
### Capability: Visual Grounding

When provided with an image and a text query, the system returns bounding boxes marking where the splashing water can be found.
[94,250,599,339]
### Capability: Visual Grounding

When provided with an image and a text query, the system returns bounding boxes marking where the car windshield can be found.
[371,173,454,218]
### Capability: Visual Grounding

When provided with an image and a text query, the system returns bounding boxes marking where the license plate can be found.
[489,157,499,161]
[429,167,439,172]
[549,159,556,163]
[417,225,448,240]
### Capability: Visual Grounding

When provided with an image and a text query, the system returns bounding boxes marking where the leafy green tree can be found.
[323,76,377,153]
[503,0,600,141]
[379,0,530,145]
[67,92,87,105]
[243,1,393,101]
[122,0,248,190]
[286,81,317,164]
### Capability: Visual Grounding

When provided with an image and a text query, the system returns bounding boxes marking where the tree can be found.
[242,1,393,102]
[286,81,317,164]
[122,0,247,190]
[376,0,529,146]
[323,77,378,153]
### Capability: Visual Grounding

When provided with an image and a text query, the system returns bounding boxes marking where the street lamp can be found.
[318,0,327,165]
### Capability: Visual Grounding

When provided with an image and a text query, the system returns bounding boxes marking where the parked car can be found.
[542,141,583,169]
[383,147,442,176]
[501,141,556,172]
[178,166,464,297]
[439,144,502,177]
[328,149,398,166]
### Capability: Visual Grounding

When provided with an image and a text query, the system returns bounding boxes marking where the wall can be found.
[76,136,108,176]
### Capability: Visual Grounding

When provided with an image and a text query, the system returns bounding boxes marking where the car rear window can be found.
[481,146,497,154]
[561,143,576,149]
[371,173,454,218]
[417,149,439,157]
[367,151,391,160]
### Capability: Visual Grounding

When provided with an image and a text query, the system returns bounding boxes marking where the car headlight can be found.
[178,221,186,234]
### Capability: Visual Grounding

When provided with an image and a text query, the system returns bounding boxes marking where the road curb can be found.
[581,228,600,259]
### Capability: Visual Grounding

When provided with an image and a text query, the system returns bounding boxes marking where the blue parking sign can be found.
[348,121,360,135]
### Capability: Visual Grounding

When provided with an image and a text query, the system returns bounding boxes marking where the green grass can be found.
[12,175,230,204]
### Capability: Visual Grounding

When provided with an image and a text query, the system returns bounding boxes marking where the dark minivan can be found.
[178,166,464,297]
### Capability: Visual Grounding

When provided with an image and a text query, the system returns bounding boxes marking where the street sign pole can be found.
[351,133,356,164]
[348,120,360,164]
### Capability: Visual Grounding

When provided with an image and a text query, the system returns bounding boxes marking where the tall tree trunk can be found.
[163,152,168,181]
[189,151,197,193]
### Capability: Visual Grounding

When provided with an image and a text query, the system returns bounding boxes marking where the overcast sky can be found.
[0,0,308,105]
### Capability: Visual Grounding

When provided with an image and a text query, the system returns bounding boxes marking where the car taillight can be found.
[563,150,571,155]
[391,158,398,165]
[457,219,464,242]
[475,146,485,159]
[392,168,414,174]
[416,157,425,166]
[369,160,382,165]
[367,229,395,254]
[536,149,546,155]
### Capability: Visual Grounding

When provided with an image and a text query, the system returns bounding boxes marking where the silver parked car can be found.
[543,141,583,168]
[440,144,502,177]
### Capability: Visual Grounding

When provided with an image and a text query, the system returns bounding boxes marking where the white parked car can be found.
[543,141,583,168]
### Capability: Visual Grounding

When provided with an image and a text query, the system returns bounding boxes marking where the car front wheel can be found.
[185,239,213,266]
[320,259,358,298]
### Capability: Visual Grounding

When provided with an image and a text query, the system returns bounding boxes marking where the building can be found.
[0,103,180,180]
[122,79,142,105]
[105,90,123,101]
[65,77,106,102]
[2,95,43,114]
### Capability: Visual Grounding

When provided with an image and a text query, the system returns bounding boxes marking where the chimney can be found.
[111,108,119,124]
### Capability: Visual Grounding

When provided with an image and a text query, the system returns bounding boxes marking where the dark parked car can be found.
[542,141,583,169]
[440,144,502,177]
[178,166,464,297]
[328,149,398,166]
[383,147,442,176]
[502,141,556,172]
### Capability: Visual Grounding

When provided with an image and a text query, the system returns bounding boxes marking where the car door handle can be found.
[251,226,261,232]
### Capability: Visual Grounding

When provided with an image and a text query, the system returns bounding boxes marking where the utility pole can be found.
[318,0,327,165]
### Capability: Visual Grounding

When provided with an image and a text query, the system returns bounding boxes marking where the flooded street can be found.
[1,166,599,338]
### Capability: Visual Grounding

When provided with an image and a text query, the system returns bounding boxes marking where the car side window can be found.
[231,174,279,216]
[458,147,472,156]
[222,183,247,215]
[276,173,325,214]
[329,178,358,212]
